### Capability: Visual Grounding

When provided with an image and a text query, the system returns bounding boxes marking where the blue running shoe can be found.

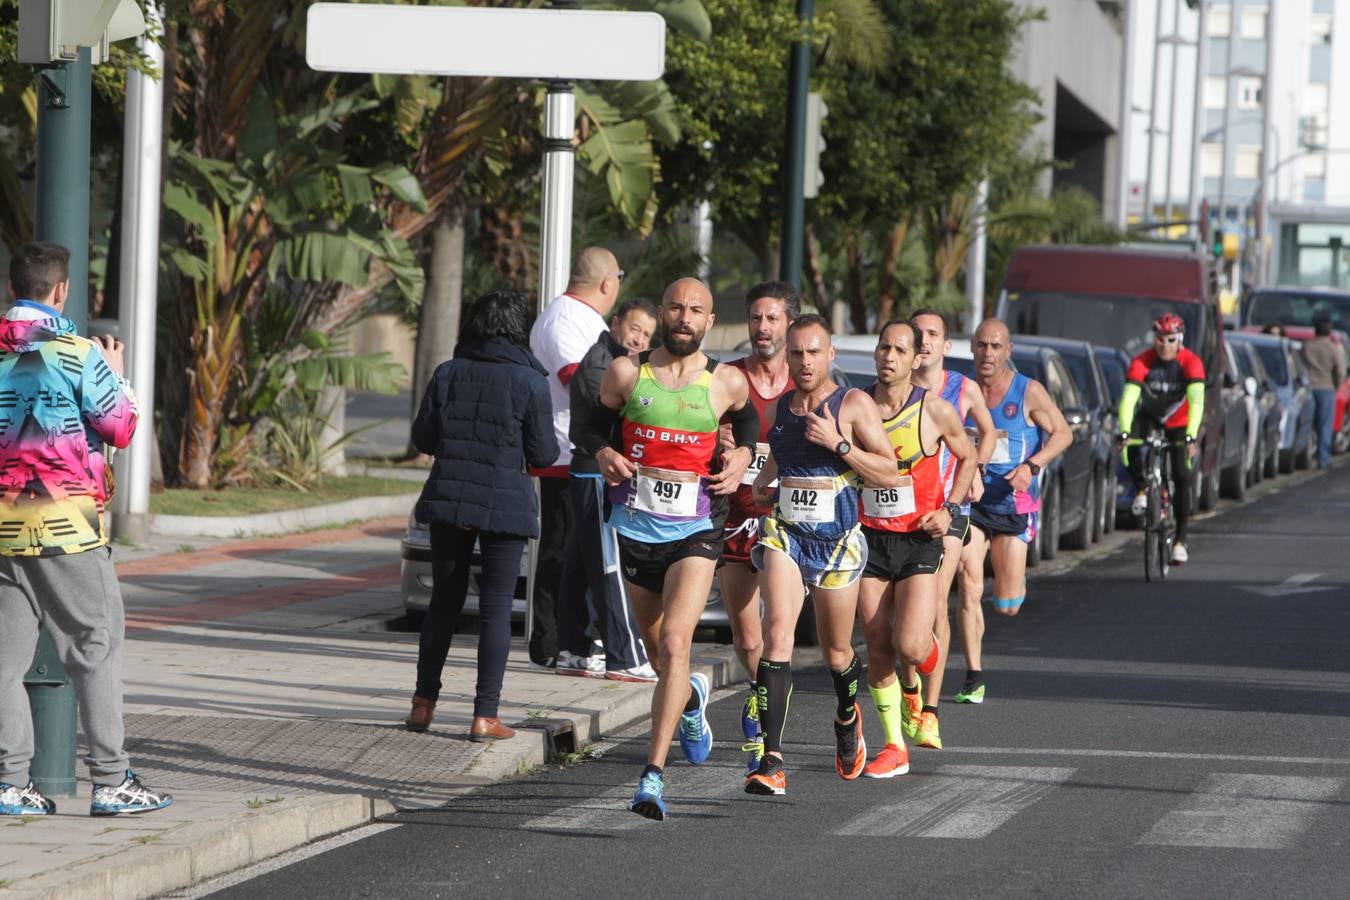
[742,736,765,775]
[740,688,761,742]
[678,672,713,765]
[628,770,667,821]
[0,780,55,815]
[90,770,173,817]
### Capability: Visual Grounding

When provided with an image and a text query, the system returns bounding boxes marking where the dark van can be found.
[995,245,1227,510]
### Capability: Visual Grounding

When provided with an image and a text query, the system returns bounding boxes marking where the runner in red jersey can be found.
[716,282,797,774]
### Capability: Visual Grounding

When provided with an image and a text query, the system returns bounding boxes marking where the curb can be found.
[148,493,420,538]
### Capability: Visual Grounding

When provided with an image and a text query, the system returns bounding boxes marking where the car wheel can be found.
[1266,439,1280,478]
[1221,433,1247,500]
[1040,478,1061,560]
[1091,470,1106,542]
[1198,453,1220,511]
[1250,435,1264,485]
[1295,430,1314,469]
[1063,472,1093,550]
[1279,445,1294,474]
[1102,469,1118,534]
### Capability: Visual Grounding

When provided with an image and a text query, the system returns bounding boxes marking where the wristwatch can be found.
[1184,435,1197,445]
[1025,460,1041,476]
[834,439,851,457]
[942,501,961,518]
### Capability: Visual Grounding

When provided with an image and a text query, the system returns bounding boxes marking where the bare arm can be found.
[934,397,978,506]
[1006,379,1072,493]
[594,355,640,485]
[962,379,996,466]
[831,390,899,488]
[706,364,754,494]
[751,452,779,508]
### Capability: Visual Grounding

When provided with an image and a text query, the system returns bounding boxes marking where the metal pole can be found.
[1188,0,1210,237]
[34,48,92,333]
[1257,3,1275,285]
[537,82,575,313]
[779,0,814,290]
[1163,0,1182,228]
[965,178,989,333]
[114,6,164,543]
[691,200,712,281]
[1218,0,1236,228]
[1143,0,1164,226]
[1115,0,1137,229]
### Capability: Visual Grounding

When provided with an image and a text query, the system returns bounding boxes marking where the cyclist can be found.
[1117,313,1205,566]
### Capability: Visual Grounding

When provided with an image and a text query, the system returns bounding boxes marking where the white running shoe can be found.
[556,649,606,678]
[1131,491,1147,516]
[1170,542,1189,565]
[605,662,659,683]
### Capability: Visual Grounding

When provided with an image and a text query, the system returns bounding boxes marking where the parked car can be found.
[1093,345,1136,523]
[1241,285,1350,334]
[401,513,529,625]
[1216,338,1254,500]
[1227,332,1317,473]
[1229,338,1281,482]
[996,244,1228,512]
[1014,334,1119,542]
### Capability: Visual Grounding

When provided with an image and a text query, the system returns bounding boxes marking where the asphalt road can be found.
[206,464,1350,899]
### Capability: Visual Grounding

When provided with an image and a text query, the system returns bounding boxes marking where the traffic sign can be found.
[305,3,666,81]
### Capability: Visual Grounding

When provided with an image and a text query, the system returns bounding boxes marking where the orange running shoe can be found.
[862,742,911,779]
[901,678,923,740]
[745,755,788,796]
[915,710,943,749]
[833,704,867,781]
[918,632,940,676]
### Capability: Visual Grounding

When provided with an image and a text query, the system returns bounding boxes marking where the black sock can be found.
[830,655,861,720]
[922,705,939,716]
[966,669,982,684]
[642,763,662,779]
[902,680,919,694]
[756,658,792,755]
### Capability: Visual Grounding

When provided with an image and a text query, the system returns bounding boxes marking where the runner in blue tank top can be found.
[743,315,900,797]
[961,319,1072,706]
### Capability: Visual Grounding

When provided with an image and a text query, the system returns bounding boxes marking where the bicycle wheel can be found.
[1144,484,1160,582]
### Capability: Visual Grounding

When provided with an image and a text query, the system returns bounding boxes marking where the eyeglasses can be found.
[614,269,626,284]
[1155,335,1180,345]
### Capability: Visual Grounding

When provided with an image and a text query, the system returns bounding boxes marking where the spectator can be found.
[527,247,624,669]
[1262,323,1285,337]
[405,288,558,741]
[0,242,172,817]
[558,298,659,681]
[1301,316,1346,469]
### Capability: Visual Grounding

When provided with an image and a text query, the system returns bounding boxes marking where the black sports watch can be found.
[834,439,851,457]
[1184,435,1196,445]
[1025,460,1041,476]
[942,501,961,519]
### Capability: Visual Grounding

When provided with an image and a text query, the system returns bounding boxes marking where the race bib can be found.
[777,476,837,524]
[741,442,772,486]
[967,427,1011,465]
[862,475,916,519]
[632,466,699,517]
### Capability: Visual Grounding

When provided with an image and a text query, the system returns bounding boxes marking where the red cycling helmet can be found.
[1152,313,1185,336]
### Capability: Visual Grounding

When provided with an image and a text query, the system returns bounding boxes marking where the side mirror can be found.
[1243,375,1257,398]
[1064,407,1088,426]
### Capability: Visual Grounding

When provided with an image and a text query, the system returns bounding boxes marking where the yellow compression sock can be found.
[869,680,905,747]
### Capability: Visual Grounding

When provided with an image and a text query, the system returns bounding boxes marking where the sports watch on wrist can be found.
[834,439,851,457]
[1025,460,1041,476]
[942,501,961,518]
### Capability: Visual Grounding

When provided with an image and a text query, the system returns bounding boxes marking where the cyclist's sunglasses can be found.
[1153,334,1181,344]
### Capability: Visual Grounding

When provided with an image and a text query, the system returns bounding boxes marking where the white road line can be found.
[834,765,1075,839]
[521,762,746,832]
[940,746,1350,766]
[1139,773,1344,849]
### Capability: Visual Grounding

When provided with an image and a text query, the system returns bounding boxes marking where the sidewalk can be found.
[2,517,741,899]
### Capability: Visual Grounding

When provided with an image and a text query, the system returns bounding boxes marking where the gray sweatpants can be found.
[0,546,129,787]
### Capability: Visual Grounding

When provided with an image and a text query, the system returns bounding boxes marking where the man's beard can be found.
[751,335,784,360]
[662,327,703,357]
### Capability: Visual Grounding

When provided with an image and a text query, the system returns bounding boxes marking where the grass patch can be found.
[131,834,161,845]
[151,475,418,518]
[243,795,285,809]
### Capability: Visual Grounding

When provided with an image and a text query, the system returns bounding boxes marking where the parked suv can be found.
[1228,332,1316,473]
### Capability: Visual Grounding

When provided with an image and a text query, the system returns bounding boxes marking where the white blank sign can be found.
[306,3,666,81]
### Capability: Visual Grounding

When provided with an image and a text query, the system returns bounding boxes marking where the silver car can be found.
[400,513,529,624]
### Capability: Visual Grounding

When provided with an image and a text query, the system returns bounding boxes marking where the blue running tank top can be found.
[767,385,859,541]
[937,370,971,515]
[978,373,1042,516]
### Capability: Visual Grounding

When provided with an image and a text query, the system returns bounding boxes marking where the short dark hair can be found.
[460,288,532,348]
[9,242,70,301]
[613,297,658,324]
[745,281,800,319]
[1314,315,1333,336]
[879,318,921,349]
[787,313,831,338]
[908,307,949,338]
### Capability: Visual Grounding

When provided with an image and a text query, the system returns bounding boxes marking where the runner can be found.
[856,320,977,778]
[958,318,1072,705]
[717,281,796,774]
[900,308,996,748]
[585,278,757,821]
[743,314,899,796]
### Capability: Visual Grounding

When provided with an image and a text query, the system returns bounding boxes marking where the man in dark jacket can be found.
[557,299,659,681]
[1301,316,1346,469]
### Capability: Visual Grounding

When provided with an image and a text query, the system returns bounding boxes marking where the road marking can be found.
[834,765,1074,838]
[1139,773,1344,849]
[1239,572,1336,598]
[938,746,1350,766]
[521,762,744,832]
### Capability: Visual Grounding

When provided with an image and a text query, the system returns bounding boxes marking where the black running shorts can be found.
[616,529,725,593]
[861,527,945,582]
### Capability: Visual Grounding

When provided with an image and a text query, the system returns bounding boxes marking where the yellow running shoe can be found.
[900,677,922,740]
[915,710,942,749]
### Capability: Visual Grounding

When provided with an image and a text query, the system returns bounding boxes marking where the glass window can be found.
[1056,351,1099,409]
[1250,342,1289,384]
[1235,145,1261,179]
[1231,342,1253,379]
[1247,288,1350,330]
[1098,355,1126,404]
[1237,77,1263,110]
[1054,359,1083,408]
[1209,5,1232,37]
[1204,76,1228,109]
[1309,14,1333,44]
[1003,292,1208,362]
[1202,142,1224,178]
[1240,8,1266,40]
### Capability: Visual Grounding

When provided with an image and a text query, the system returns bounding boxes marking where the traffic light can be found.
[17,0,144,65]
[802,92,828,199]
[1212,229,1224,258]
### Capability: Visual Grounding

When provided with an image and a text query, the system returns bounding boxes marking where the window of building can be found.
[1202,143,1224,178]
[1209,5,1232,37]
[1241,8,1266,40]
[1235,145,1262,179]
[1205,76,1228,109]
[1237,76,1263,110]
[1309,14,1333,44]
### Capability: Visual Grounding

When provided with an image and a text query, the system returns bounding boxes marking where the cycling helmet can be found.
[1152,313,1185,336]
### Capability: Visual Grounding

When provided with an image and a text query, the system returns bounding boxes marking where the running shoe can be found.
[90,771,172,816]
[901,677,923,739]
[628,770,667,821]
[677,672,713,765]
[915,711,943,749]
[1171,541,1189,565]
[862,742,910,779]
[1131,491,1147,517]
[740,688,761,742]
[745,755,787,796]
[833,704,867,781]
[0,780,55,815]
[605,662,658,683]
[954,677,985,704]
[917,632,941,677]
[742,736,765,775]
[556,649,606,679]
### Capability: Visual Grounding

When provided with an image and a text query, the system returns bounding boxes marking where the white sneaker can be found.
[605,662,659,683]
[556,649,606,678]
[1131,491,1147,516]
[1170,542,1189,565]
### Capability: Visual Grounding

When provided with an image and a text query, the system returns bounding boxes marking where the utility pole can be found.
[965,178,990,334]
[779,0,814,291]
[1187,0,1210,238]
[1257,3,1276,285]
[1144,0,1164,226]
[1115,0,1137,230]
[1163,0,1182,228]
[1218,0,1236,228]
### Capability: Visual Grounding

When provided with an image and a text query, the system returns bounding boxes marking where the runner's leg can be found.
[642,555,717,770]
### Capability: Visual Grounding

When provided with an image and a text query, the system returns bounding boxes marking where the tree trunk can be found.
[406,205,466,458]
[804,221,829,309]
[875,218,909,324]
[844,229,868,334]
[319,386,347,476]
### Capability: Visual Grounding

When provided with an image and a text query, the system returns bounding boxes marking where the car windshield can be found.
[1247,290,1350,331]
[1098,354,1125,404]
[1231,344,1254,379]
[1055,351,1098,407]
[1004,291,1203,358]
[1248,342,1289,384]
[1010,351,1045,384]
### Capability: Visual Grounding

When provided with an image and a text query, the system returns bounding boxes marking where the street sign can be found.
[17,0,144,64]
[1127,181,1145,217]
[305,3,665,81]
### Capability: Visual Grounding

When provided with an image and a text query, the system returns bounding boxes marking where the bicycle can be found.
[1122,429,1179,582]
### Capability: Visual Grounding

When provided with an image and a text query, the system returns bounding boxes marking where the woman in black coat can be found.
[404,288,559,741]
